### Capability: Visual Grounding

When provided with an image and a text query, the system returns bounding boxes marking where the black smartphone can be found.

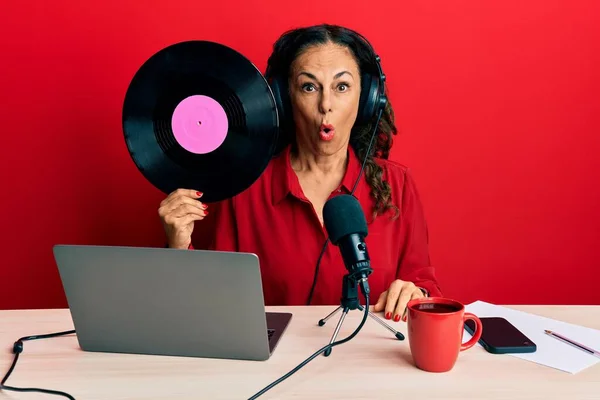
[464,317,537,354]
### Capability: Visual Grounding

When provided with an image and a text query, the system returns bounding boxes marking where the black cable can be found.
[1,329,76,399]
[249,287,371,400]
[306,108,384,305]
[3,294,370,400]
[305,238,329,305]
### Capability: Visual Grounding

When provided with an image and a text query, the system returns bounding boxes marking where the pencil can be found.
[544,330,600,358]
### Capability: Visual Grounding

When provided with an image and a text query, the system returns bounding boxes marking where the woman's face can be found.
[289,42,361,156]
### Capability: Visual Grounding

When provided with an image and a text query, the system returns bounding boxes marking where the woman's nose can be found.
[319,91,332,114]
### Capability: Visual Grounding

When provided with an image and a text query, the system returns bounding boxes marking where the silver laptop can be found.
[52,244,292,361]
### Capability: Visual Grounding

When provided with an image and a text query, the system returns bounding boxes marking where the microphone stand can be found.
[317,273,405,357]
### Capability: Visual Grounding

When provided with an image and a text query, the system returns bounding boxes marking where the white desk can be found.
[1,305,599,399]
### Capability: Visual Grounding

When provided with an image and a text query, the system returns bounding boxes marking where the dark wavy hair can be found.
[264,24,399,220]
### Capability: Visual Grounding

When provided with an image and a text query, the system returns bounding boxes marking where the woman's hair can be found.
[265,24,399,220]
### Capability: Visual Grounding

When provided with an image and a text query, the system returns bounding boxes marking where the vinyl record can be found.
[122,40,279,203]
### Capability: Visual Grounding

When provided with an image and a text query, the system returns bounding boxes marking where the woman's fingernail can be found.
[385,312,391,319]
[402,315,407,322]
[196,191,203,197]
[393,314,400,322]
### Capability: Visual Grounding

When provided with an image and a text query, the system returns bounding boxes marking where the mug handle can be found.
[460,313,483,351]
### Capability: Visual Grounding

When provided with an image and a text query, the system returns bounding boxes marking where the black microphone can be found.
[323,194,373,295]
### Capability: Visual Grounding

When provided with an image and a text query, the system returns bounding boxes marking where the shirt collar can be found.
[271,144,364,206]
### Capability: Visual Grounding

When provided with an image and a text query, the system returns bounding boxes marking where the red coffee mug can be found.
[406,297,482,373]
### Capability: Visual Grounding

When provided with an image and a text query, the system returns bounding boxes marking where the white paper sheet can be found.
[463,300,600,374]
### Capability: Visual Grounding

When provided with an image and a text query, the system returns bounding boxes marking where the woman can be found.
[158,24,442,323]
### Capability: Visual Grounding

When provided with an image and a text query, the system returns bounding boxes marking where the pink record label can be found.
[171,95,228,154]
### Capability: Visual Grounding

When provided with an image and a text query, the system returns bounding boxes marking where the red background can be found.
[1,1,599,309]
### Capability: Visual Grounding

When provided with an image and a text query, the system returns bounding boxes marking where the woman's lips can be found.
[319,124,335,141]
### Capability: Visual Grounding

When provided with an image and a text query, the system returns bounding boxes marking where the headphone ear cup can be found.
[268,75,293,154]
[356,73,379,126]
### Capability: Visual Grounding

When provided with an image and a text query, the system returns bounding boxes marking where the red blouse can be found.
[194,144,442,306]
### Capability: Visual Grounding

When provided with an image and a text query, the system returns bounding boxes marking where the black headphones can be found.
[268,48,388,154]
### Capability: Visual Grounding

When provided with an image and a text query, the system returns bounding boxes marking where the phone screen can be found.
[465,317,536,352]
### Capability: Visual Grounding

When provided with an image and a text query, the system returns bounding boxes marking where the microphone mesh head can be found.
[323,194,368,245]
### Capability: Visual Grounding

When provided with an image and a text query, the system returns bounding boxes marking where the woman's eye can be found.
[338,83,349,92]
[302,83,316,92]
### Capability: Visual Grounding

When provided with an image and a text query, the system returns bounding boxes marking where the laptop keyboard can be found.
[267,329,275,341]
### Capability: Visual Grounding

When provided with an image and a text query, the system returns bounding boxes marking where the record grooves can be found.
[122,40,279,203]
